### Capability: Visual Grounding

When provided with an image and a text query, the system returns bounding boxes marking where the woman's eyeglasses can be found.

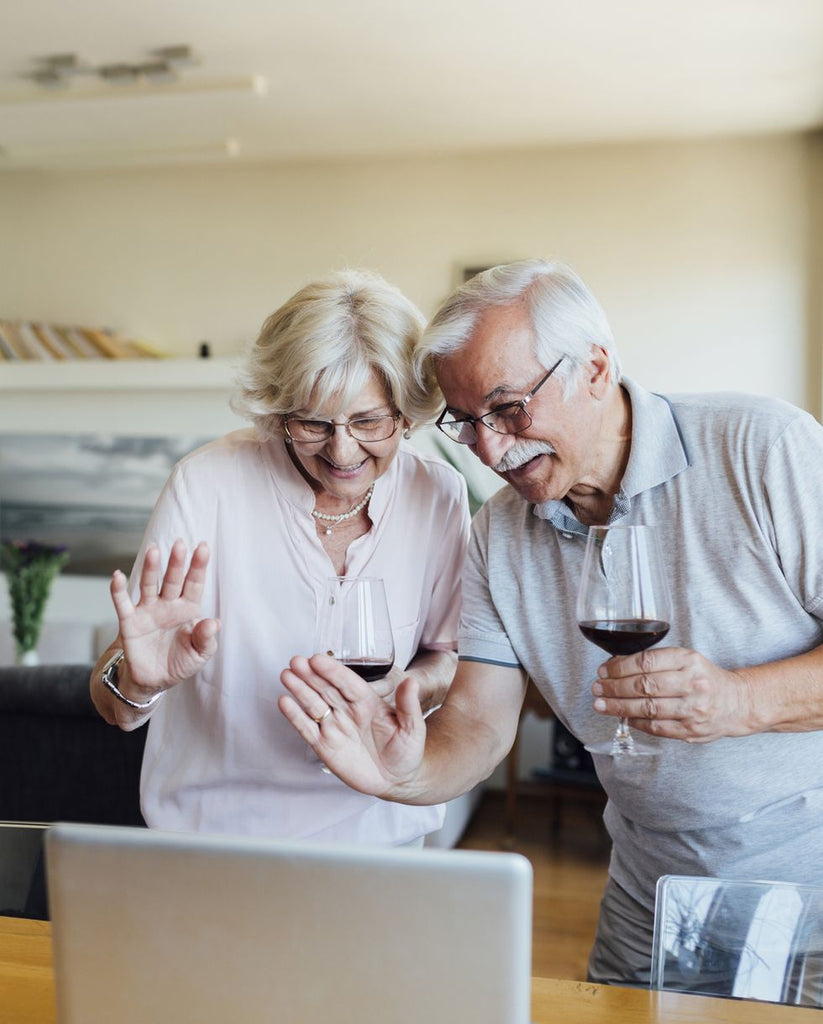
[284,412,401,444]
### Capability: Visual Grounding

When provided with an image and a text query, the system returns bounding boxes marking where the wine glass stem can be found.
[613,717,635,755]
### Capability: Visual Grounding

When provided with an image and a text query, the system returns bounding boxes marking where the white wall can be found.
[0,132,817,782]
[0,133,815,410]
[808,132,823,417]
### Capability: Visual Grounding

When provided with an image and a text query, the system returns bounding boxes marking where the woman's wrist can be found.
[100,649,165,710]
[409,649,457,712]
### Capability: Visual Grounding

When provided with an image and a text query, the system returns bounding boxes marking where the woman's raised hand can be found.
[110,539,220,691]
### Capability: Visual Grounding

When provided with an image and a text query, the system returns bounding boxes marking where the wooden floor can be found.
[456,789,610,981]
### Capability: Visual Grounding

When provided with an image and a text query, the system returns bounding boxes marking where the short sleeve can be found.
[457,506,520,667]
[418,469,471,650]
[762,410,823,620]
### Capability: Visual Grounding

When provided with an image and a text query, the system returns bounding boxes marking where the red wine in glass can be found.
[576,525,672,758]
[318,577,395,679]
[579,619,670,657]
[309,576,396,772]
[342,659,394,683]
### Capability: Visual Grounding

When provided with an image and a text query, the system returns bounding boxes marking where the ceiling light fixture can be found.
[151,45,199,69]
[36,54,90,76]
[29,69,69,89]
[0,73,267,105]
[98,63,141,86]
[135,62,178,84]
[12,46,269,102]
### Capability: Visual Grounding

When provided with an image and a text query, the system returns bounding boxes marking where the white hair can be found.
[232,269,438,439]
[415,258,621,401]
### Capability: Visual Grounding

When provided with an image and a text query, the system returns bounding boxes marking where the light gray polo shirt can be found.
[459,378,823,909]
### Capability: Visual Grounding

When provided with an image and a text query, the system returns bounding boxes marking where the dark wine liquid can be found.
[343,659,393,683]
[579,619,670,656]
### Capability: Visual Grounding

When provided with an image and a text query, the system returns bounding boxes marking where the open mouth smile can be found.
[504,454,544,476]
[324,458,367,474]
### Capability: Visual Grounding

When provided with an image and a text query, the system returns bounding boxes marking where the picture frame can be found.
[0,432,213,576]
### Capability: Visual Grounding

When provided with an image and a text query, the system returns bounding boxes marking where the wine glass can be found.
[317,576,395,683]
[308,577,395,772]
[576,524,671,757]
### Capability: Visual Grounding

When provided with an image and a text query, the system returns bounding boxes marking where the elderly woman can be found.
[89,269,470,846]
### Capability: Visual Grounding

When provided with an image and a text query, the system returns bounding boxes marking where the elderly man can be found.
[279,258,823,984]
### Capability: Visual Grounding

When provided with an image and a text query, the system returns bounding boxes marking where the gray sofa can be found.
[0,663,146,826]
[0,663,480,845]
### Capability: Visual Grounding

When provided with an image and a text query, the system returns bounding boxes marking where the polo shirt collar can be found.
[533,376,690,534]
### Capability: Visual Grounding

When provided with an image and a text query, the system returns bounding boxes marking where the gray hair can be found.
[232,269,439,439]
[415,258,621,399]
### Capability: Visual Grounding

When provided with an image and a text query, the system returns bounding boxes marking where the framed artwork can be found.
[0,433,213,576]
[461,265,493,283]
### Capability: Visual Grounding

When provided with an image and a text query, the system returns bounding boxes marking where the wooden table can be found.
[2,916,820,1023]
[531,977,821,1022]
[0,917,54,1024]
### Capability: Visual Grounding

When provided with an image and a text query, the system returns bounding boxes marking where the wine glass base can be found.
[585,737,659,758]
[305,744,334,774]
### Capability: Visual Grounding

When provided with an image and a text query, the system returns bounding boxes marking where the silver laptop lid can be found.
[46,822,532,1024]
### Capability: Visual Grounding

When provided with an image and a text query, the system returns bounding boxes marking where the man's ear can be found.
[587,345,612,397]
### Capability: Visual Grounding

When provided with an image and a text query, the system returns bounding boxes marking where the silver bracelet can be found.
[101,649,164,710]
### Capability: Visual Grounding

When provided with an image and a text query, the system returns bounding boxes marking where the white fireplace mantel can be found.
[0,357,249,663]
[0,358,246,436]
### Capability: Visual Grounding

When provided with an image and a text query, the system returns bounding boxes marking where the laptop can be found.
[46,821,533,1024]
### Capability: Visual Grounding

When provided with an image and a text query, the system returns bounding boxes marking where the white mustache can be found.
[493,440,556,473]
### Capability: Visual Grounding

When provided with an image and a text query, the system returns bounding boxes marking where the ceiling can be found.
[3,0,823,170]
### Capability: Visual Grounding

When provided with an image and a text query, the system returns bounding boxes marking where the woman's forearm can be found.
[405,647,458,712]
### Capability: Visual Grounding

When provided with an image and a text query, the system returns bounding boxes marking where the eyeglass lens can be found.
[437,356,563,445]
[439,405,531,444]
[287,415,398,443]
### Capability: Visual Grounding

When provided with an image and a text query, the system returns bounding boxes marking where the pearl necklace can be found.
[311,484,374,536]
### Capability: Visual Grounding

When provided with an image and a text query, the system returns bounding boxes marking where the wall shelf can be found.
[0,357,246,436]
[0,357,239,391]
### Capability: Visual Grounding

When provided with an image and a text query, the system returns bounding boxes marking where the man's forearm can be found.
[741,643,823,733]
[389,663,528,805]
[414,705,512,800]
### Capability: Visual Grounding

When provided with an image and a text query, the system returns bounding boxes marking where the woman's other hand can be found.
[111,539,220,691]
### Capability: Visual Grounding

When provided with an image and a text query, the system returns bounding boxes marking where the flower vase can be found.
[1,540,70,670]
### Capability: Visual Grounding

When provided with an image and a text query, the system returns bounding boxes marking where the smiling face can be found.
[434,303,619,508]
[286,371,405,510]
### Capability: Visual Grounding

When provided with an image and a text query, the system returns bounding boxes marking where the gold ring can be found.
[314,705,332,725]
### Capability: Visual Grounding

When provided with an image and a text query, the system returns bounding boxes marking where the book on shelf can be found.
[79,327,132,359]
[0,324,18,360]
[0,320,167,360]
[32,323,76,359]
[53,325,99,358]
[18,321,58,359]
[129,337,168,359]
[0,321,52,360]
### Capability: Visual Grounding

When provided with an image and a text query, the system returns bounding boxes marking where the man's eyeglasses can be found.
[435,357,564,446]
[283,411,401,444]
